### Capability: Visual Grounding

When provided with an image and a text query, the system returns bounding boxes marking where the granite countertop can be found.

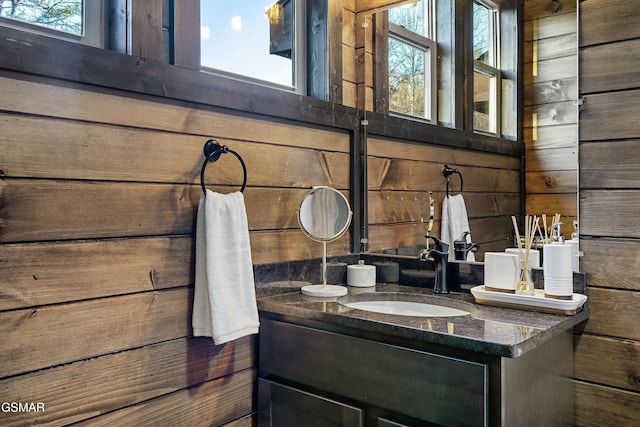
[257,283,589,358]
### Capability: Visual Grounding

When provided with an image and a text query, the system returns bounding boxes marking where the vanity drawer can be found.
[259,319,488,427]
[258,378,363,427]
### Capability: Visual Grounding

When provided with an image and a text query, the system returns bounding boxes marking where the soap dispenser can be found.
[566,220,581,272]
[543,222,574,299]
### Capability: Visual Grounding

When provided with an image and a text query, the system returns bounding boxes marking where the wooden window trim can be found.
[171,0,200,69]
[130,0,163,62]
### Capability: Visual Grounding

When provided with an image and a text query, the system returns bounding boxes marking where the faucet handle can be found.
[453,231,479,260]
[453,231,478,251]
[454,231,471,245]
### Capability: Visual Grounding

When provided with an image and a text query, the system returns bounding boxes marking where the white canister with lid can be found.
[347,260,376,287]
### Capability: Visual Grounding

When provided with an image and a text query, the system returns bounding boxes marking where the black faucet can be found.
[418,236,450,294]
[453,231,479,261]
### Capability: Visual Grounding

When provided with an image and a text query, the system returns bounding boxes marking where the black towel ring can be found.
[200,139,247,195]
[443,165,463,197]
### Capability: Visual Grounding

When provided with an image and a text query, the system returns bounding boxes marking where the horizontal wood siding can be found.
[367,137,520,259]
[575,0,640,424]
[1,337,255,426]
[0,72,350,425]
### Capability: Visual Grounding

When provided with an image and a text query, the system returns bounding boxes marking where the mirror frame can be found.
[0,4,522,257]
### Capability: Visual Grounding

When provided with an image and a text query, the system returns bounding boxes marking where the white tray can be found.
[470,285,587,315]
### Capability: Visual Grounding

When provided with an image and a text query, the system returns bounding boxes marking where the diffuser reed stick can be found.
[541,214,549,244]
[512,215,538,295]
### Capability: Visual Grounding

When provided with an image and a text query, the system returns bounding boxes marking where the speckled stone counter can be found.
[257,283,589,358]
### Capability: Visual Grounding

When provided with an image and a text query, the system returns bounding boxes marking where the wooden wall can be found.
[341,0,376,112]
[0,72,351,425]
[367,137,520,259]
[523,0,578,226]
[574,0,640,425]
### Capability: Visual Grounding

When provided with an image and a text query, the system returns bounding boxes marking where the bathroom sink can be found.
[339,294,470,317]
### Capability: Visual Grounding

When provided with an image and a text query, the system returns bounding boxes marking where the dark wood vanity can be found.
[257,284,587,426]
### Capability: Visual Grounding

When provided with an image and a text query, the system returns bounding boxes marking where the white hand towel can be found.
[192,190,260,345]
[441,194,475,262]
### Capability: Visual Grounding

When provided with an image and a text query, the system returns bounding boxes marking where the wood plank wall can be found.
[367,137,520,259]
[573,0,640,425]
[344,2,376,113]
[524,0,579,227]
[0,72,351,426]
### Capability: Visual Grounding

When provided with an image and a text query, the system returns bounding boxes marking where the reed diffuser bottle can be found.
[511,215,537,296]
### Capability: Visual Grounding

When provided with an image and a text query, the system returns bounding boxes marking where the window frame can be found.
[473,61,502,134]
[388,21,437,123]
[386,0,437,124]
[0,0,521,155]
[377,0,518,139]
[472,0,502,136]
[199,0,308,95]
[0,0,105,48]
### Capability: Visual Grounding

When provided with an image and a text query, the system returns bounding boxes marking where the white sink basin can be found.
[341,300,469,317]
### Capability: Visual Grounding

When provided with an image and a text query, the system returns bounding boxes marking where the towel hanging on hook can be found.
[200,139,247,194]
[441,165,473,261]
[443,165,463,197]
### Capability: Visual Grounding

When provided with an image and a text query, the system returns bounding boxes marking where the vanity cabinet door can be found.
[258,378,364,427]
[260,319,487,426]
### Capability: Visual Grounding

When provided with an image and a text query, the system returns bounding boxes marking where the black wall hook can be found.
[203,139,227,162]
[443,165,463,197]
[200,139,247,194]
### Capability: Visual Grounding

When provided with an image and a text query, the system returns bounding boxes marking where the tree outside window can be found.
[388,0,436,122]
[0,0,82,36]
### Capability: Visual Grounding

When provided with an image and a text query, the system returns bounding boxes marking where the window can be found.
[387,0,436,122]
[200,0,306,92]
[380,0,517,137]
[473,1,501,134]
[0,0,104,47]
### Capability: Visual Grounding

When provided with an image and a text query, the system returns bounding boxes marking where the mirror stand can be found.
[297,186,352,298]
[301,241,348,297]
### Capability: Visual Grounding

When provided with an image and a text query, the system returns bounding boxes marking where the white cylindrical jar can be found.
[543,243,573,299]
[347,261,376,287]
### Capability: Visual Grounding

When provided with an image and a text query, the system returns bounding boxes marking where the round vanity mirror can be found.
[298,186,352,242]
[298,186,352,297]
